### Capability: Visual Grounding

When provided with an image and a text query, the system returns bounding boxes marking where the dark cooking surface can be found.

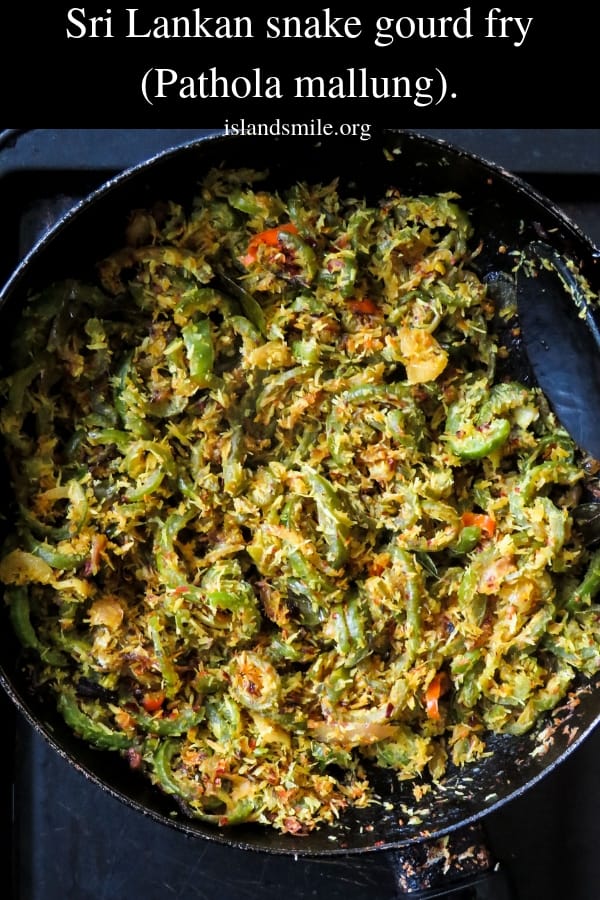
[2,129,600,899]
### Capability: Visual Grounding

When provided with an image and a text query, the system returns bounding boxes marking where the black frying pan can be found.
[1,130,599,896]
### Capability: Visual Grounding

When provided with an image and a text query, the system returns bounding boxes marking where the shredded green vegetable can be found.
[2,167,600,834]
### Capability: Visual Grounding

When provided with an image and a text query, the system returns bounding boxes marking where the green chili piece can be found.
[0,357,48,451]
[385,408,410,442]
[151,739,200,801]
[7,586,39,651]
[478,382,532,421]
[216,798,258,826]
[302,467,353,568]
[267,636,302,662]
[66,479,89,535]
[205,590,261,641]
[133,703,204,736]
[155,511,195,588]
[285,547,331,625]
[113,353,151,438]
[511,606,555,651]
[291,338,321,365]
[564,548,600,612]
[445,379,525,461]
[27,537,87,571]
[123,440,176,476]
[328,595,369,666]
[205,695,242,742]
[519,461,582,505]
[323,665,352,703]
[176,286,238,319]
[57,688,131,750]
[215,266,267,336]
[539,497,568,565]
[457,564,488,628]
[193,670,226,694]
[450,648,482,677]
[447,417,511,460]
[87,428,132,450]
[286,582,326,626]
[126,467,165,501]
[237,290,267,337]
[182,318,214,386]
[284,423,320,468]
[319,250,357,297]
[24,481,89,542]
[326,382,423,464]
[6,586,65,664]
[255,366,315,418]
[148,613,181,697]
[326,405,353,467]
[230,315,262,351]
[524,431,575,468]
[222,424,247,497]
[328,604,351,657]
[51,630,93,665]
[457,667,484,709]
[277,230,318,284]
[343,382,414,405]
[227,187,265,216]
[310,740,354,770]
[391,547,423,664]
[289,291,330,314]
[199,561,261,640]
[452,526,482,555]
[287,553,326,601]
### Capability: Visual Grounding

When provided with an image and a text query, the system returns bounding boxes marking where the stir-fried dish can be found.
[1,167,600,834]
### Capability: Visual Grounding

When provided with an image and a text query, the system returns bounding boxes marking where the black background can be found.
[1,4,595,126]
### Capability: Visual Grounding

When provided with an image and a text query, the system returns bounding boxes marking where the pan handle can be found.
[388,823,516,898]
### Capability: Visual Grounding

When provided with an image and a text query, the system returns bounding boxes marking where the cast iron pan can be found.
[1,130,600,896]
